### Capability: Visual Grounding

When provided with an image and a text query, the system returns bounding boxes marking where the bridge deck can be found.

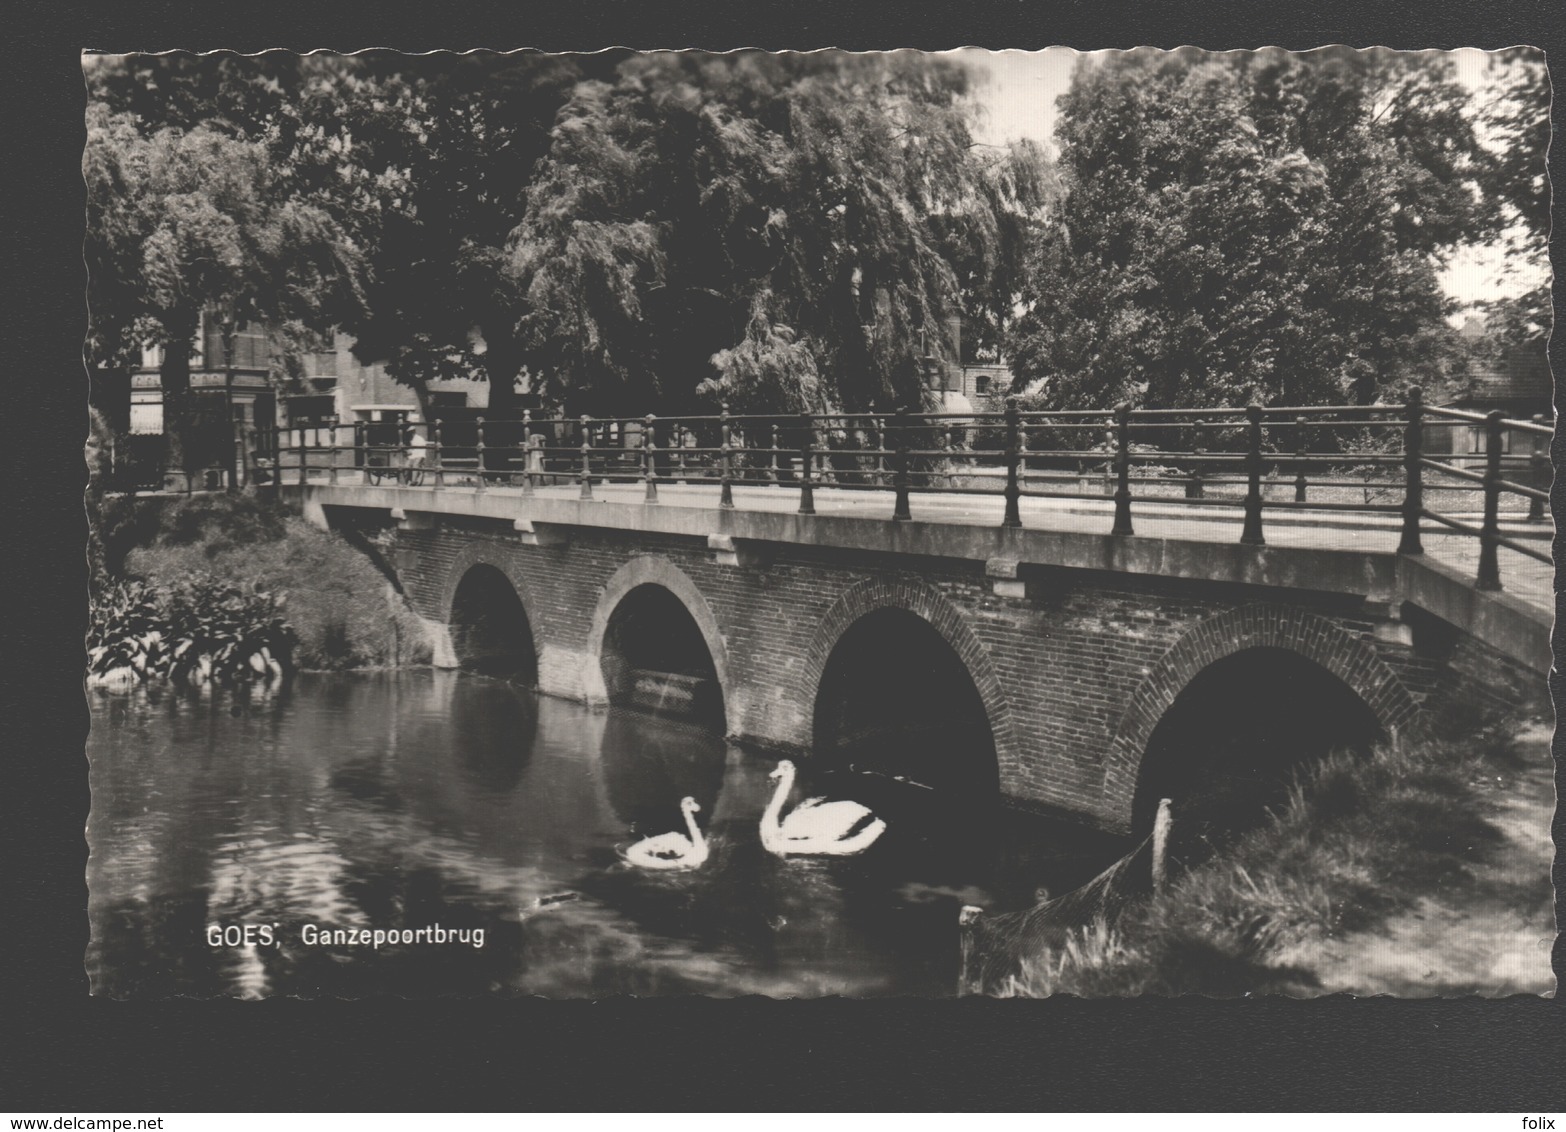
[318,475,1551,616]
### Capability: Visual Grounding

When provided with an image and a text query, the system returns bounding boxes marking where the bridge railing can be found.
[256,389,1553,594]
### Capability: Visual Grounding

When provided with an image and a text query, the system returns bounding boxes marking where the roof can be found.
[1452,351,1553,409]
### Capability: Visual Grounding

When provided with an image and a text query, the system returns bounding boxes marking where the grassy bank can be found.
[98,493,432,672]
[1008,710,1551,997]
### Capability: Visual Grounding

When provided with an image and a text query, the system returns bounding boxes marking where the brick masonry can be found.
[382,514,1532,834]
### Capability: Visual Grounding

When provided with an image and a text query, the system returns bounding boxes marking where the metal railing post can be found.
[1112,403,1134,536]
[475,416,487,492]
[351,420,363,482]
[873,406,888,484]
[327,417,339,485]
[294,424,304,489]
[1294,415,1308,504]
[516,410,531,492]
[719,403,735,508]
[432,418,445,488]
[1003,396,1022,528]
[578,415,594,500]
[1527,414,1547,523]
[644,414,659,503]
[1240,403,1265,546]
[892,406,912,521]
[1477,408,1505,590]
[524,433,541,494]
[769,424,780,484]
[798,412,816,515]
[1188,419,1205,500]
[1398,387,1424,555]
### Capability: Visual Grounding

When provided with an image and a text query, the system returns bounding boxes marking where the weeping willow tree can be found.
[84,99,366,475]
[508,51,1056,416]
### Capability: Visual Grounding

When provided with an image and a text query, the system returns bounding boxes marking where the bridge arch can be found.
[1102,603,1421,832]
[439,547,542,682]
[801,575,1020,793]
[584,555,732,729]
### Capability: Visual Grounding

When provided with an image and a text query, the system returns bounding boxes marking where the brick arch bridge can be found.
[1099,603,1424,829]
[798,574,1023,786]
[311,485,1545,833]
[579,554,735,707]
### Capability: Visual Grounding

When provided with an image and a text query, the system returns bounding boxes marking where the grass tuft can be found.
[1006,719,1526,997]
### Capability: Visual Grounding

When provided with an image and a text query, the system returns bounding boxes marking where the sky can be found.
[949,46,1547,310]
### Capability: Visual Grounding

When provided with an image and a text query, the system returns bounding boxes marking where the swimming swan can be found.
[761,760,887,857]
[621,797,709,871]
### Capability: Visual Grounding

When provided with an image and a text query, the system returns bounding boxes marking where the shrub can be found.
[162,576,294,684]
[86,578,167,682]
[125,511,431,670]
[87,575,294,688]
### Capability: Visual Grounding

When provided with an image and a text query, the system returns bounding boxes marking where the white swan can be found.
[760,759,887,857]
[620,797,709,871]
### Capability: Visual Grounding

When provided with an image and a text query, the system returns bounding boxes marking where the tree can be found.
[507,51,1054,416]
[1474,49,1551,354]
[1008,48,1494,412]
[85,52,599,433]
[84,101,365,474]
[278,52,611,421]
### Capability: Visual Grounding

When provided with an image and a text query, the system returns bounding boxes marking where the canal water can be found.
[87,671,1127,998]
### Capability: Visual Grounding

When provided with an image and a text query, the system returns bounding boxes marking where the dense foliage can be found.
[1006,48,1504,411]
[1472,49,1553,357]
[508,52,1054,415]
[85,50,1053,433]
[116,496,430,671]
[88,576,294,688]
[84,74,366,472]
[85,47,1547,443]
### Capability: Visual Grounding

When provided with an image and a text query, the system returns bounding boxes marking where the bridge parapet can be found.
[261,392,1552,601]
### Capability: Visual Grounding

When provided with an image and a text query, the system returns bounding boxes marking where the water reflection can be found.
[87,671,1125,998]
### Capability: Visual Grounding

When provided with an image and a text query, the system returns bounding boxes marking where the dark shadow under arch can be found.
[1132,646,1384,852]
[599,583,726,731]
[1102,603,1420,832]
[799,575,1021,787]
[811,607,1001,845]
[449,563,538,684]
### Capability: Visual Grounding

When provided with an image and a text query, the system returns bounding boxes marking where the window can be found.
[1466,425,1513,455]
[129,402,163,435]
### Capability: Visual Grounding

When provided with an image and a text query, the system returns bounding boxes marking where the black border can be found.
[7,0,1564,1112]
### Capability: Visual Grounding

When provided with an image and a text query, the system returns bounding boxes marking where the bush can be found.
[87,576,294,688]
[86,578,167,682]
[124,509,431,670]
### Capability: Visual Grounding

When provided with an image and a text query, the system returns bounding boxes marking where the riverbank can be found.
[1295,719,1555,996]
[1008,711,1555,997]
[92,491,433,675]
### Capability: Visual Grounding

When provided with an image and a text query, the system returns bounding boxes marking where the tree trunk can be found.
[408,376,435,426]
[482,327,524,419]
[159,312,198,482]
[479,325,526,472]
